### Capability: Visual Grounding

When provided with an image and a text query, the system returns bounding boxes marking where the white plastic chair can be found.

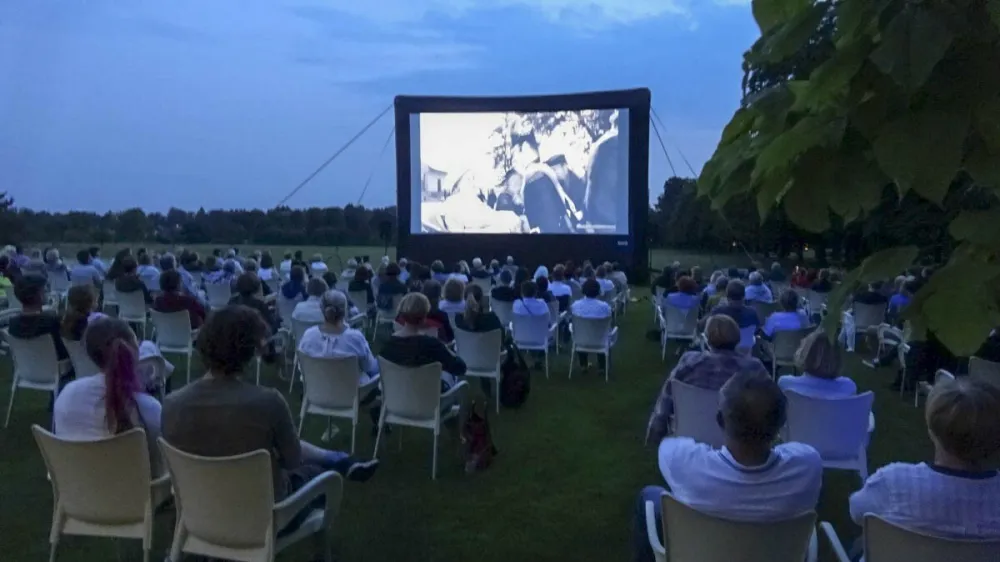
[669,379,725,448]
[276,295,299,329]
[3,331,70,428]
[48,272,72,304]
[659,303,698,360]
[768,328,812,379]
[652,286,666,321]
[288,319,322,392]
[852,302,887,349]
[806,290,828,316]
[453,328,504,413]
[645,491,817,562]
[33,426,171,562]
[373,294,403,338]
[969,356,1000,385]
[117,290,149,339]
[491,299,515,330]
[784,390,874,482]
[347,290,371,333]
[916,369,956,407]
[158,439,343,562]
[568,316,617,381]
[64,339,101,378]
[205,282,232,311]
[471,276,491,295]
[510,312,557,379]
[373,358,467,480]
[102,280,119,312]
[296,354,379,454]
[821,514,1000,562]
[150,310,196,384]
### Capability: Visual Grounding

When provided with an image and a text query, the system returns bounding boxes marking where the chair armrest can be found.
[274,470,343,531]
[608,326,619,340]
[644,501,666,559]
[441,380,469,401]
[819,522,852,562]
[358,376,380,396]
[150,474,173,509]
[348,313,366,324]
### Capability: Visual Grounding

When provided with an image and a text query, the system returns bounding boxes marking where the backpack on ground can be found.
[462,401,498,473]
[500,341,531,408]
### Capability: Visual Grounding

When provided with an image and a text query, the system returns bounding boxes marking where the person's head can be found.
[307,277,329,298]
[311,253,323,264]
[212,248,222,258]
[817,269,830,282]
[398,292,431,326]
[582,265,595,279]
[66,284,97,316]
[704,314,740,351]
[197,305,269,377]
[472,257,483,269]
[514,267,530,288]
[676,276,698,295]
[453,262,464,274]
[320,289,349,325]
[203,255,218,271]
[779,289,799,312]
[137,253,151,267]
[506,255,514,266]
[748,271,764,286]
[794,331,841,379]
[322,271,338,288]
[443,277,465,303]
[771,262,782,274]
[45,248,60,264]
[431,260,445,273]
[386,262,401,277]
[581,278,601,299]
[346,258,357,269]
[294,250,303,261]
[226,249,237,260]
[718,371,787,448]
[595,265,607,279]
[536,276,550,294]
[353,266,371,283]
[399,258,408,269]
[260,253,274,269]
[244,259,259,273]
[121,256,138,275]
[726,280,746,303]
[902,279,919,296]
[13,275,47,309]
[222,261,237,276]
[159,269,182,293]
[464,284,484,320]
[160,253,176,272]
[499,269,513,287]
[283,251,292,261]
[83,317,141,433]
[552,264,565,282]
[76,249,91,265]
[290,265,305,284]
[690,265,702,283]
[926,378,1000,468]
[421,279,442,307]
[521,280,538,299]
[489,259,499,270]
[235,272,261,297]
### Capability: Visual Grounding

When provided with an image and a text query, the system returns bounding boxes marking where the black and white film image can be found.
[413,109,629,234]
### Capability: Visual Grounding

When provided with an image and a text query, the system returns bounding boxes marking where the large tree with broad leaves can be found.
[699,0,1000,354]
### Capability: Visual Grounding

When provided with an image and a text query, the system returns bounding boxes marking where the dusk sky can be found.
[1,1,757,213]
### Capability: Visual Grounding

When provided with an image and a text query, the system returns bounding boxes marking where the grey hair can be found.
[347,258,358,267]
[159,253,176,270]
[321,290,349,323]
[749,271,764,285]
[45,248,60,262]
[244,258,259,272]
[472,257,483,268]
[307,277,329,297]
[506,255,514,264]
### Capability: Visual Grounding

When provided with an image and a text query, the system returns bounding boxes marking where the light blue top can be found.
[778,373,857,398]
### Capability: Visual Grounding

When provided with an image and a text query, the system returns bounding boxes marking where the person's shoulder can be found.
[776,373,798,390]
[658,436,711,460]
[775,442,823,467]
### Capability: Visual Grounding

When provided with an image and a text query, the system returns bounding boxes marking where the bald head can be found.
[719,371,787,445]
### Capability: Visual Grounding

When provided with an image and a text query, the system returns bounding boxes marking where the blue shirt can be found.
[137,265,161,290]
[778,373,857,398]
[69,264,103,287]
[513,298,548,317]
[889,293,910,313]
[664,292,700,311]
[745,283,773,303]
[762,311,809,337]
[710,303,761,330]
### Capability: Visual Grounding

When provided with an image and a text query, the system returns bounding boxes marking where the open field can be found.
[0,286,930,562]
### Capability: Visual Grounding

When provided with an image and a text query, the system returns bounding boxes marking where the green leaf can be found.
[949,209,1000,246]
[989,0,1000,33]
[974,94,1000,154]
[869,6,955,92]
[964,137,1000,189]
[755,173,792,221]
[720,108,756,146]
[753,115,846,184]
[872,109,969,204]
[907,258,1000,355]
[856,246,919,282]
[758,3,830,63]
[752,0,811,34]
[791,42,869,111]
[834,0,879,44]
[835,153,888,214]
[750,85,795,135]
[782,181,830,233]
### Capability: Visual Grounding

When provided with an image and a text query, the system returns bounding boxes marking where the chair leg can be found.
[185,353,192,385]
[431,430,439,480]
[297,401,307,436]
[4,380,17,428]
[544,350,549,379]
[568,346,574,379]
[372,410,385,460]
[495,378,500,414]
[289,356,299,394]
[48,539,58,562]
[350,418,357,455]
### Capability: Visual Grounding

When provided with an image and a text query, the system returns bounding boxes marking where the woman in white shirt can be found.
[53,317,164,475]
[297,289,380,386]
[310,253,330,277]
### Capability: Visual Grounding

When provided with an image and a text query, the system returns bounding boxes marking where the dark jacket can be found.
[115,273,152,304]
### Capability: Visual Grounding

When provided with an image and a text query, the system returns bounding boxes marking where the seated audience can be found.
[888,279,915,320]
[18,249,42,277]
[849,378,1000,541]
[418,279,453,343]
[490,270,518,303]
[469,257,492,283]
[595,265,615,295]
[381,293,467,392]
[309,253,329,277]
[514,280,550,317]
[811,269,833,293]
[439,277,467,316]
[778,330,856,398]
[854,281,889,306]
[653,266,676,293]
[744,271,773,303]
[257,253,277,282]
[634,371,823,562]
[533,265,549,281]
[105,249,131,282]
[339,258,357,282]
[455,284,504,337]
[769,262,787,283]
[430,260,450,284]
[135,253,161,292]
[646,315,769,443]
[162,306,379,526]
[61,285,101,342]
[69,249,103,288]
[703,275,729,310]
[663,276,700,311]
[45,248,68,279]
[281,266,309,302]
[535,276,555,303]
[450,262,469,284]
[114,257,152,305]
[161,253,200,299]
[761,290,810,339]
[229,273,279,333]
[206,259,238,288]
[376,262,407,312]
[791,266,810,288]
[609,262,628,291]
[0,255,16,289]
[153,270,207,329]
[293,278,331,324]
[348,266,375,307]
[278,252,293,276]
[10,275,71,374]
[548,265,573,311]
[707,280,762,350]
[53,317,163,474]
[298,290,380,385]
[570,278,616,371]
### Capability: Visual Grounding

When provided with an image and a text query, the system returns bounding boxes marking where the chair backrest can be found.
[853,301,887,330]
[376,358,444,422]
[863,514,1000,562]
[453,328,502,372]
[298,355,364,411]
[189,271,203,287]
[570,282,583,302]
[33,426,152,526]
[662,492,816,562]
[663,303,698,337]
[784,390,874,459]
[150,310,192,348]
[750,301,778,322]
[654,286,665,301]
[5,331,62,385]
[738,326,757,352]
[934,369,955,384]
[511,312,551,347]
[334,280,350,293]
[471,277,491,294]
[347,290,369,311]
[117,290,147,321]
[806,290,827,313]
[379,293,404,317]
[572,316,612,349]
[546,300,560,325]
[64,339,101,377]
[158,439,275,549]
[878,323,905,346]
[491,299,514,329]
[276,295,299,327]
[204,283,232,309]
[48,271,71,293]
[139,271,160,294]
[771,328,812,363]
[291,319,321,344]
[102,280,118,302]
[264,277,281,297]
[969,356,1000,384]
[669,379,726,447]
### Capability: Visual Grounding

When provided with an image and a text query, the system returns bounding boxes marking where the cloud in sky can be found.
[0,0,757,212]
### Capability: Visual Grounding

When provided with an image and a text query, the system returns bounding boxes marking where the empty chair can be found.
[568,316,617,381]
[296,355,380,454]
[32,426,172,562]
[276,295,299,329]
[821,514,1000,562]
[204,282,232,311]
[768,328,812,379]
[645,492,816,562]
[453,328,504,413]
[510,313,557,379]
[669,380,725,448]
[158,439,343,562]
[969,356,1000,384]
[784,390,874,481]
[63,339,101,378]
[47,272,72,304]
[347,290,370,330]
[117,290,149,339]
[659,303,698,360]
[373,358,467,479]
[150,310,197,384]
[4,331,70,428]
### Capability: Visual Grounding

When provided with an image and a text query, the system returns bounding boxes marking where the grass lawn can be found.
[0,289,931,562]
